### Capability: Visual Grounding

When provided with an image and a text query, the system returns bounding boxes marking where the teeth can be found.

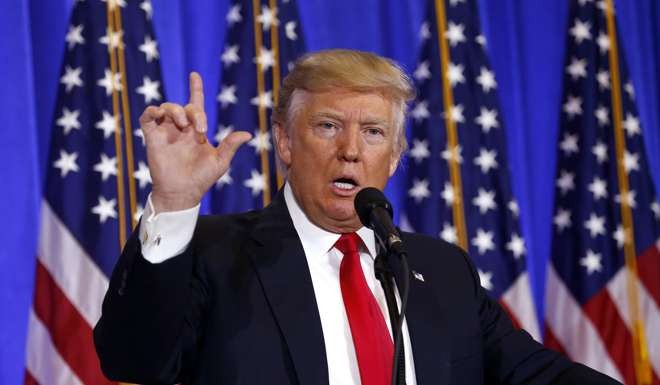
[333,181,355,190]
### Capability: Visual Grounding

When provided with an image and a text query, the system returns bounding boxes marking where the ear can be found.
[273,120,292,168]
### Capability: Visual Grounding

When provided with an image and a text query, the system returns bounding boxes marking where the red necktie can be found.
[336,233,393,385]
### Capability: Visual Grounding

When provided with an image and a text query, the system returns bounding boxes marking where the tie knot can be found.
[334,232,362,255]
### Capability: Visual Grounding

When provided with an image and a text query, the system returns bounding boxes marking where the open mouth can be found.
[332,177,358,191]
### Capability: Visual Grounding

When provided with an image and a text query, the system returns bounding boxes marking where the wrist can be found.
[151,190,200,213]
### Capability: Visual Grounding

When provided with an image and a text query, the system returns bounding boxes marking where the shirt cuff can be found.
[138,194,200,264]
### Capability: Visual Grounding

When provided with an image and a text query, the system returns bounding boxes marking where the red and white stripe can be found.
[25,309,83,385]
[502,272,541,341]
[545,265,624,381]
[24,202,113,385]
[605,245,660,377]
[545,242,660,384]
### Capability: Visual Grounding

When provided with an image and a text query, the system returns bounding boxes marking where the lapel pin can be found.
[412,270,425,282]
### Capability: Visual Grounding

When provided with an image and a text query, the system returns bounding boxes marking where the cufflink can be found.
[154,234,161,246]
[412,270,425,282]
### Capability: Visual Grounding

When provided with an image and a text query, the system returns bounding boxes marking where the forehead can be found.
[293,89,394,122]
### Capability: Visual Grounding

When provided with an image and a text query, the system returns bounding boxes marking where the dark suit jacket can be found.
[94,193,620,385]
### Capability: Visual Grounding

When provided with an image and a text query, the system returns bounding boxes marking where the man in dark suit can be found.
[94,49,620,385]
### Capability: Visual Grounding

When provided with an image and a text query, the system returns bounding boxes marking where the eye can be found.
[312,120,340,138]
[320,121,336,130]
[363,126,387,144]
[365,127,384,136]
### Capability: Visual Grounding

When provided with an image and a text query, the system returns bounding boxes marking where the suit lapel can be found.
[244,195,451,384]
[388,248,451,384]
[245,193,329,385]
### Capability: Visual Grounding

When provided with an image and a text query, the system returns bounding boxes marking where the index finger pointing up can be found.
[188,71,205,108]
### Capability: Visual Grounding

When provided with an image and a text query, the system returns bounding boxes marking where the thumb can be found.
[216,131,253,168]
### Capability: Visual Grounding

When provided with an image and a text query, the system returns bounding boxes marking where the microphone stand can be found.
[354,187,411,385]
[374,247,411,385]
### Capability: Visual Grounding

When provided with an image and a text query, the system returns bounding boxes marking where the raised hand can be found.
[140,72,252,213]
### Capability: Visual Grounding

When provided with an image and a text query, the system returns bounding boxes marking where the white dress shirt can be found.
[138,184,417,385]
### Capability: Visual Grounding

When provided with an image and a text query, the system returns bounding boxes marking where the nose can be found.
[337,125,361,162]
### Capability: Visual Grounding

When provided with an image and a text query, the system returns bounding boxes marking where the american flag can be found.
[210,0,305,213]
[544,1,660,384]
[401,0,540,340]
[25,0,162,383]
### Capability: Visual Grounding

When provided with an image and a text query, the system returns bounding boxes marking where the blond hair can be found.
[273,49,415,155]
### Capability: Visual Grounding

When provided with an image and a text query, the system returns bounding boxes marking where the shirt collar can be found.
[284,183,377,260]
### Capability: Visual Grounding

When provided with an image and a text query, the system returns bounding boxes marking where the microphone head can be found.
[354,187,393,228]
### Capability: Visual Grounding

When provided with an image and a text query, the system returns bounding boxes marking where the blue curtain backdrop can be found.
[1,0,659,383]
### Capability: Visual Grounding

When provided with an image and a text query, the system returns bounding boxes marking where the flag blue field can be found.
[210,0,306,213]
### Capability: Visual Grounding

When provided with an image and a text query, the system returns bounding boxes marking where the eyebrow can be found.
[310,110,390,127]
[310,111,344,121]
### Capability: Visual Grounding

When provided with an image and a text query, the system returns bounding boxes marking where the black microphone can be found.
[354,187,404,257]
[355,187,409,385]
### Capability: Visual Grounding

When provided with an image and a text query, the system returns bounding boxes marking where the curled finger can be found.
[160,102,190,129]
[139,105,164,133]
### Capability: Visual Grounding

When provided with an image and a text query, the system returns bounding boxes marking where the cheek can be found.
[289,147,328,185]
[373,150,397,173]
[293,137,335,167]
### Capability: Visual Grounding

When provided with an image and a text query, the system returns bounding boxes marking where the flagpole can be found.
[251,0,273,207]
[113,3,139,230]
[269,0,285,190]
[105,0,127,248]
[603,1,651,383]
[106,3,134,385]
[434,0,468,251]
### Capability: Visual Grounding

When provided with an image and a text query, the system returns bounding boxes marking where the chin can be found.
[325,200,355,218]
[324,209,361,232]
